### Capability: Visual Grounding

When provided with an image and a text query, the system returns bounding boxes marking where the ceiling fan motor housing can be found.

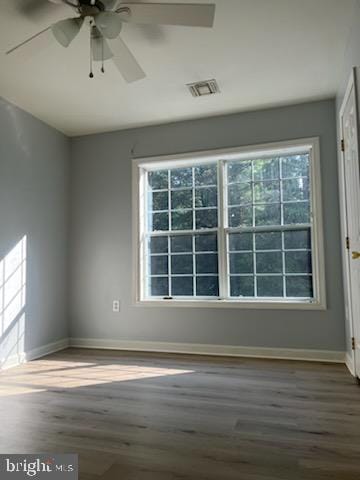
[78,0,106,17]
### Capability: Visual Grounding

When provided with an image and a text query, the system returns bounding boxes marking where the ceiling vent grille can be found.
[187,79,220,97]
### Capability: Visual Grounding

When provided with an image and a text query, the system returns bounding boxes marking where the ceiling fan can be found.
[7,0,216,83]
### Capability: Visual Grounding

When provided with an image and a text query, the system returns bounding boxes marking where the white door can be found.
[340,71,360,378]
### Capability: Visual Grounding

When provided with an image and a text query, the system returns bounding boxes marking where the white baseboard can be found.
[345,352,356,376]
[0,338,69,370]
[69,337,345,364]
[25,338,70,362]
[1,337,346,369]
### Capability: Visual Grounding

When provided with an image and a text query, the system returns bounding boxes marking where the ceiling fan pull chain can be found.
[89,25,94,79]
[101,36,105,74]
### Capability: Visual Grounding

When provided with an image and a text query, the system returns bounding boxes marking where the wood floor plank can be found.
[0,348,359,479]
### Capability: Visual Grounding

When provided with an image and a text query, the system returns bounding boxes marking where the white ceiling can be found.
[0,0,356,136]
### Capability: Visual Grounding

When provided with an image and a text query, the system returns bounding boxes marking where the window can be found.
[146,165,220,299]
[133,139,326,309]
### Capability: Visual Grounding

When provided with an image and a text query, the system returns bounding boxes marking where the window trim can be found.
[132,138,326,310]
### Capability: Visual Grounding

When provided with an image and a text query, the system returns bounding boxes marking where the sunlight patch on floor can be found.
[0,359,194,394]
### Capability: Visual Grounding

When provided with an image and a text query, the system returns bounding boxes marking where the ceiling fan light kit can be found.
[95,11,122,39]
[9,0,216,84]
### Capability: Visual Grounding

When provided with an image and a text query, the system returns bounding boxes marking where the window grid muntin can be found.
[226,155,310,230]
[280,157,287,297]
[146,163,220,298]
[227,229,312,298]
[144,151,316,302]
[225,154,313,300]
[148,168,218,231]
[146,232,220,298]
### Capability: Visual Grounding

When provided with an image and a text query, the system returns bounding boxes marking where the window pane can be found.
[230,276,254,297]
[228,206,253,228]
[195,233,217,252]
[145,164,219,300]
[282,155,309,178]
[150,256,168,275]
[227,161,251,183]
[171,190,192,210]
[148,171,168,190]
[195,187,217,208]
[253,158,279,181]
[150,212,169,231]
[149,191,168,211]
[256,252,282,274]
[171,210,193,230]
[149,236,168,254]
[171,235,192,253]
[196,254,218,274]
[145,149,315,302]
[255,204,281,226]
[257,276,283,297]
[283,202,310,225]
[196,276,219,296]
[229,253,253,274]
[286,276,313,298]
[228,183,252,206]
[149,277,168,296]
[285,252,312,274]
[195,165,217,186]
[171,168,193,188]
[282,178,309,202]
[255,232,282,250]
[284,230,311,250]
[229,233,253,251]
[196,209,218,229]
[254,181,280,203]
[172,276,193,296]
[171,254,193,274]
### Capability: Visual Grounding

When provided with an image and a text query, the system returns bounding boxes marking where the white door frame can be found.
[338,67,360,377]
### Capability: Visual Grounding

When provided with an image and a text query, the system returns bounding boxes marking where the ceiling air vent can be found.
[187,79,220,97]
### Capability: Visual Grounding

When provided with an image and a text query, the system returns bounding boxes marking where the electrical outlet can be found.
[112,300,120,312]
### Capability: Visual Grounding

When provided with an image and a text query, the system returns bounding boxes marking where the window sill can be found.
[135,298,326,310]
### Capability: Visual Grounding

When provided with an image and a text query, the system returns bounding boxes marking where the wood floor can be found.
[0,349,359,480]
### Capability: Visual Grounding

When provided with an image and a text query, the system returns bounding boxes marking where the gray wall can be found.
[0,97,69,366]
[69,99,345,352]
[336,0,360,357]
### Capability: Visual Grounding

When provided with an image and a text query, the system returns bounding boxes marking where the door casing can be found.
[338,67,360,378]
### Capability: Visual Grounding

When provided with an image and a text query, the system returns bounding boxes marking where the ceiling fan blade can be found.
[102,0,120,10]
[15,0,76,21]
[108,36,146,83]
[15,0,55,19]
[6,26,52,56]
[51,17,84,47]
[117,3,215,28]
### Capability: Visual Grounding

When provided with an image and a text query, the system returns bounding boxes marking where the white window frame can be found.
[132,138,326,310]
